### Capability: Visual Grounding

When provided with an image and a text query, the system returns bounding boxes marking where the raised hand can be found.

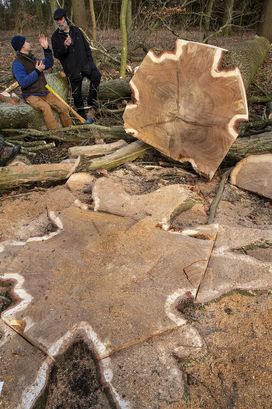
[38,34,49,49]
[35,60,46,72]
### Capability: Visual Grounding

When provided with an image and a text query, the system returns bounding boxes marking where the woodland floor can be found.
[0,28,272,409]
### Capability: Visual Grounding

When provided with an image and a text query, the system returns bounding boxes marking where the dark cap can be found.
[53,8,67,20]
[11,35,26,51]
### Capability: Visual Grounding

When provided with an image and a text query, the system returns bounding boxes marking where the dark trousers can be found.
[70,67,101,119]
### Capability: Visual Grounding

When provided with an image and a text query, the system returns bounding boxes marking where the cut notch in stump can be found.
[124,39,248,179]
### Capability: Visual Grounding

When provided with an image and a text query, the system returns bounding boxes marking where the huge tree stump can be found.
[124,39,249,179]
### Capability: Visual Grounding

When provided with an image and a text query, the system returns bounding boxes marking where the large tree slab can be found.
[230,154,272,199]
[124,39,249,179]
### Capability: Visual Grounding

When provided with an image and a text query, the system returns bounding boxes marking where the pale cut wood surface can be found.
[68,140,127,158]
[124,39,248,179]
[230,154,272,199]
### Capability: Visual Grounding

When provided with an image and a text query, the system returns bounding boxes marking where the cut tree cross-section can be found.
[124,39,249,179]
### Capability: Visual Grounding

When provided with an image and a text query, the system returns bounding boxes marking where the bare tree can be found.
[120,0,129,78]
[71,0,89,30]
[222,0,235,35]
[258,0,272,42]
[127,0,133,30]
[89,0,97,41]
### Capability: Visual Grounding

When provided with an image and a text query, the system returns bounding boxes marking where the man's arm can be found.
[39,35,54,69]
[51,32,69,60]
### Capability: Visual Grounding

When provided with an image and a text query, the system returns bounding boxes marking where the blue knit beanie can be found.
[11,35,26,52]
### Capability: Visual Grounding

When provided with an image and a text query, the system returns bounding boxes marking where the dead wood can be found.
[208,168,233,224]
[83,141,150,171]
[226,132,272,163]
[0,162,73,191]
[248,95,272,104]
[2,124,129,143]
[225,36,270,90]
[230,154,272,199]
[0,141,149,191]
[68,140,128,158]
[239,119,272,136]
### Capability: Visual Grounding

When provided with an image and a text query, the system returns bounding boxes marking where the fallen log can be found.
[68,140,128,158]
[230,154,272,199]
[1,124,129,143]
[0,162,72,191]
[0,129,271,191]
[226,132,272,163]
[0,75,130,129]
[248,95,272,104]
[84,141,150,171]
[226,36,270,90]
[0,141,149,191]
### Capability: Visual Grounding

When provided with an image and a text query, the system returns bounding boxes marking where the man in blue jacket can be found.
[11,34,72,130]
[51,8,101,120]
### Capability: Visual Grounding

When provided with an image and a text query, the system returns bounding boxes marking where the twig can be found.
[2,318,55,361]
[208,168,232,224]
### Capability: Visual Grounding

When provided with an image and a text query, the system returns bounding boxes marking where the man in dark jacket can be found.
[11,34,72,130]
[51,8,101,120]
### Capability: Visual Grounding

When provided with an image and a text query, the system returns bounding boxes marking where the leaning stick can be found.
[45,84,85,124]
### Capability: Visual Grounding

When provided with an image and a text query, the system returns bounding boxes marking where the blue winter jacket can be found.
[12,48,54,98]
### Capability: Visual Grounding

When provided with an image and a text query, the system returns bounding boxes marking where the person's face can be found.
[55,17,68,30]
[21,40,31,53]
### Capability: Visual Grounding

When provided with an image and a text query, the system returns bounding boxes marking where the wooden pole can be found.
[45,84,86,124]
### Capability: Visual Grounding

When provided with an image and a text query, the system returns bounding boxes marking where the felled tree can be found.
[124,39,249,179]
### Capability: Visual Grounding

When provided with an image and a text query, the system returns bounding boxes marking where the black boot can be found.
[0,137,21,166]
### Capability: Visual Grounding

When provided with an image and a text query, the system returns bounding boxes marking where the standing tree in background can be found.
[127,0,133,31]
[222,0,235,35]
[49,0,58,16]
[120,0,129,78]
[203,0,216,32]
[89,0,97,41]
[71,0,88,30]
[258,0,272,42]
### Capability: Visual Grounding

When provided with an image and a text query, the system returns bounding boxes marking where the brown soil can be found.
[34,341,114,409]
[177,290,272,409]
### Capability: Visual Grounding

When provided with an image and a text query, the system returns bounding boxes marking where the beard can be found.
[57,21,69,31]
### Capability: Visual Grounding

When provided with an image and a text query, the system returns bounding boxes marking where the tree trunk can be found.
[89,0,97,42]
[222,0,235,35]
[0,77,131,130]
[226,132,272,163]
[71,0,88,30]
[127,0,133,31]
[120,0,129,78]
[68,140,128,157]
[257,0,272,42]
[0,162,72,191]
[226,36,270,90]
[204,0,216,32]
